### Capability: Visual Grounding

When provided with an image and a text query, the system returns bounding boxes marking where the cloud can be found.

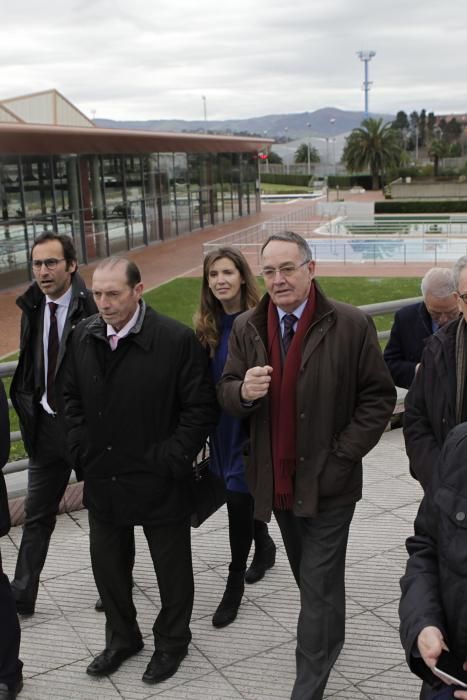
[1,0,466,122]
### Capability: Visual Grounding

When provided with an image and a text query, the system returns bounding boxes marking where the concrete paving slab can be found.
[4,427,428,698]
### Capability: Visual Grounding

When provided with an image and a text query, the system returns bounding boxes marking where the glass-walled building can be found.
[0,97,271,289]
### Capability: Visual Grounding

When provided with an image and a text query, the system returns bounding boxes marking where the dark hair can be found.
[194,246,260,354]
[31,232,77,270]
[261,231,312,262]
[94,256,141,288]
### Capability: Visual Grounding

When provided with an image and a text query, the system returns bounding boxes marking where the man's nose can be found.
[272,271,287,282]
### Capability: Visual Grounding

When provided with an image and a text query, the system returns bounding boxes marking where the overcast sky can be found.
[1,0,466,125]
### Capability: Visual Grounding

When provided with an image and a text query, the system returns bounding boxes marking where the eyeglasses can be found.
[458,292,467,304]
[260,260,309,280]
[31,258,65,271]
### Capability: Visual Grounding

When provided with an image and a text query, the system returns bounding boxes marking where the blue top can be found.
[210,312,249,493]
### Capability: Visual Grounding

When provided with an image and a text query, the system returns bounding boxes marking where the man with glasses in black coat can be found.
[9,233,97,615]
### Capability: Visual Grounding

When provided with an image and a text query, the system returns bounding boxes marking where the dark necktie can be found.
[47,302,59,411]
[283,313,297,355]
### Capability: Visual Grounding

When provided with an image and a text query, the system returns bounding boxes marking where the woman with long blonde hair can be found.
[195,247,276,628]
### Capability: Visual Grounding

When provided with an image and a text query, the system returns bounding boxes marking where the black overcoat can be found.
[10,272,96,459]
[400,423,467,688]
[403,318,458,490]
[383,301,433,389]
[63,303,219,526]
[0,379,10,536]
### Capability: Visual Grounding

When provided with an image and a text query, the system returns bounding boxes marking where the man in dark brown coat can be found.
[218,231,396,700]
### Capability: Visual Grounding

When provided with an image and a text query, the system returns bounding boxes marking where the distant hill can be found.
[95,106,395,139]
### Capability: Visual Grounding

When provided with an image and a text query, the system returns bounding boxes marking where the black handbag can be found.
[191,442,226,528]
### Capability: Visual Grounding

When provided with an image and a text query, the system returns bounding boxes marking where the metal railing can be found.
[0,294,421,476]
[1,361,28,476]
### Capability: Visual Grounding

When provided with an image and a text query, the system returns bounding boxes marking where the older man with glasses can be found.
[404,255,467,491]
[384,267,459,390]
[218,231,396,700]
[9,232,97,616]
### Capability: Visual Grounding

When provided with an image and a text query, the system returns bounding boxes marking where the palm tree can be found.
[294,143,320,164]
[428,138,448,177]
[342,118,402,190]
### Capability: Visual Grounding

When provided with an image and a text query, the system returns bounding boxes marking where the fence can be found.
[204,210,467,268]
[203,202,326,269]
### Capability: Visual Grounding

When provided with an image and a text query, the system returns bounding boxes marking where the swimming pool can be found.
[307,237,467,264]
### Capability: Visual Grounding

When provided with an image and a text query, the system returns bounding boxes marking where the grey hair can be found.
[260,231,312,262]
[421,267,456,299]
[453,256,467,291]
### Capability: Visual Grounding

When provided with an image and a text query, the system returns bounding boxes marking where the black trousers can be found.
[11,409,73,609]
[226,490,272,574]
[89,512,194,652]
[275,504,355,700]
[226,490,254,573]
[0,548,22,689]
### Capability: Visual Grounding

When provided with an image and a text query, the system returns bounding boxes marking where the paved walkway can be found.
[2,427,423,699]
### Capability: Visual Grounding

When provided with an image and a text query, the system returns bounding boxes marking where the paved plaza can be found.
[2,427,424,699]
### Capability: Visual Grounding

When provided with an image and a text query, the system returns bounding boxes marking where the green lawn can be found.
[4,275,422,461]
[144,275,422,333]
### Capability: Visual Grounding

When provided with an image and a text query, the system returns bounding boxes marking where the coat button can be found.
[106,445,112,451]
[297,500,303,505]
[456,511,465,521]
[111,476,117,482]
[300,413,305,419]
[299,456,305,462]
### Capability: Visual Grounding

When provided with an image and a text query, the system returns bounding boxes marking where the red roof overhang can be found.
[0,122,274,157]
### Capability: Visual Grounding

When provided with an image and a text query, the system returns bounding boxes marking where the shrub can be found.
[375,200,467,213]
[260,174,312,186]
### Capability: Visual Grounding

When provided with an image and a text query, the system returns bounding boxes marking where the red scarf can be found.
[267,284,316,509]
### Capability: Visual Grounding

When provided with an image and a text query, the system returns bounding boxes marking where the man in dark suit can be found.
[384,267,458,389]
[63,257,218,684]
[0,379,23,699]
[9,232,97,615]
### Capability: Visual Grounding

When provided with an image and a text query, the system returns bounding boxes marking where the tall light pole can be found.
[283,126,289,174]
[357,50,376,118]
[263,131,269,173]
[306,122,312,176]
[329,117,336,175]
[202,95,207,131]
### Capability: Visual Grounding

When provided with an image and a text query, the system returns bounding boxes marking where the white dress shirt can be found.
[40,286,72,414]
[276,298,308,337]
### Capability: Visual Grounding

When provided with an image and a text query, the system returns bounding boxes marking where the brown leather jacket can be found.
[218,285,396,521]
